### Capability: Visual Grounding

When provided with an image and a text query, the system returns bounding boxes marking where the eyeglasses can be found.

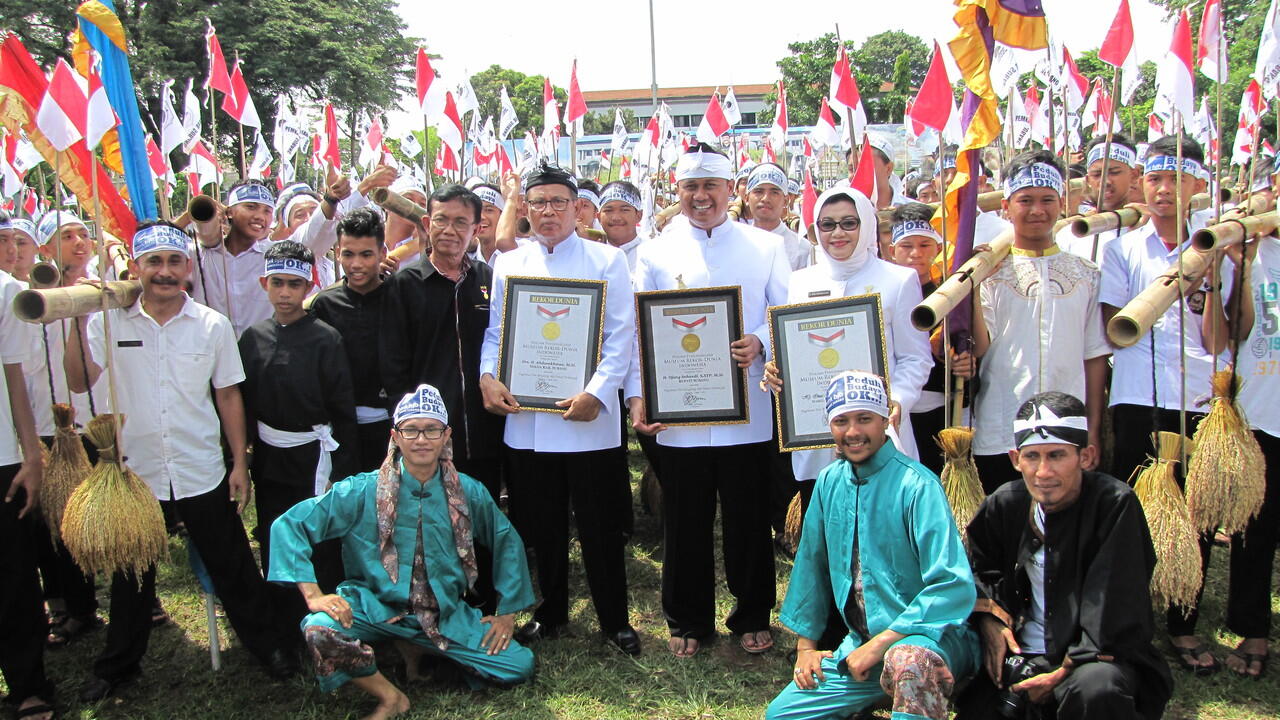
[395,425,446,440]
[527,197,573,212]
[817,218,861,232]
[429,216,474,232]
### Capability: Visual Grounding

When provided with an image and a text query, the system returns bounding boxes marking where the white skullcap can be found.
[675,150,733,182]
[394,383,449,426]
[825,371,890,422]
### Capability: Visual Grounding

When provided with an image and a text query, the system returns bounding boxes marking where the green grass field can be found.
[13,444,1280,719]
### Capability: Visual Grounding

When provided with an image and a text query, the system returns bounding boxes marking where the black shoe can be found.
[603,627,642,656]
[263,647,301,680]
[513,620,566,645]
[80,671,138,702]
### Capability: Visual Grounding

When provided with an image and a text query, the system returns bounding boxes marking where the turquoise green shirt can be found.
[268,462,535,650]
[780,441,976,648]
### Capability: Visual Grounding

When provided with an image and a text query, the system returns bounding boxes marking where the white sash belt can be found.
[355,405,389,424]
[257,421,338,495]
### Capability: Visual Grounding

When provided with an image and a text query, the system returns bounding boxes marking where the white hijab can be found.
[811,186,878,281]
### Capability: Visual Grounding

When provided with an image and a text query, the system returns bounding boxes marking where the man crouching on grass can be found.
[269,384,535,719]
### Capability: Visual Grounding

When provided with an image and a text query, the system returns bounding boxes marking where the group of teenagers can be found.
[0,126,1277,720]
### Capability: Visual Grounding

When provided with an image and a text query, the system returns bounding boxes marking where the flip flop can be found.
[46,615,103,649]
[17,701,55,720]
[739,630,774,655]
[1173,643,1220,676]
[667,636,700,659]
[1228,648,1268,680]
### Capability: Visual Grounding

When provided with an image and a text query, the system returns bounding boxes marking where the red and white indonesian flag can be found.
[184,139,220,191]
[85,62,117,151]
[1099,0,1143,103]
[435,92,464,154]
[768,80,788,155]
[1233,79,1265,165]
[223,58,261,128]
[1153,9,1195,123]
[696,92,730,145]
[323,103,342,169]
[564,61,587,139]
[543,77,560,143]
[909,41,953,134]
[829,46,867,139]
[800,169,817,230]
[204,21,232,96]
[358,114,384,169]
[1062,48,1089,113]
[36,58,85,152]
[808,96,840,151]
[1198,0,1228,84]
[416,48,447,119]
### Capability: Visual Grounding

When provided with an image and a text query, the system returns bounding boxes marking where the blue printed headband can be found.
[1085,143,1137,168]
[746,163,788,193]
[263,256,312,281]
[1142,155,1205,178]
[394,383,449,426]
[473,185,505,210]
[600,184,642,211]
[8,218,35,241]
[577,188,601,207]
[825,371,890,423]
[891,219,942,246]
[131,225,190,258]
[1003,162,1064,198]
[226,183,276,210]
[36,211,87,245]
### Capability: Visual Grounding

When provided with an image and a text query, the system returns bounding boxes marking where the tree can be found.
[766,30,931,127]
[469,64,566,138]
[582,109,636,136]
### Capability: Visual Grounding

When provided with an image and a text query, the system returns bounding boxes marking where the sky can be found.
[392,0,1175,122]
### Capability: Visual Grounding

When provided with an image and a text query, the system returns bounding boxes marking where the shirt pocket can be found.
[178,351,214,377]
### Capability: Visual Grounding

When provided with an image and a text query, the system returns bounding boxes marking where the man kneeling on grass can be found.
[269,384,535,719]
[766,371,979,720]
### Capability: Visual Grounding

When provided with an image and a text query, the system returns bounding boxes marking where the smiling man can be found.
[746,163,810,270]
[957,392,1171,720]
[969,150,1110,494]
[767,371,978,720]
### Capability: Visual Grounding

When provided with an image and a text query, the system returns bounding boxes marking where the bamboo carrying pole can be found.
[1106,248,1212,348]
[13,281,143,324]
[1069,193,1213,237]
[369,187,428,225]
[29,262,61,288]
[910,229,1015,332]
[1191,211,1280,252]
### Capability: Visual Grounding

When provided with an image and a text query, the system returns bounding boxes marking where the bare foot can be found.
[360,689,409,720]
[668,636,700,658]
[1224,638,1269,678]
[394,639,426,682]
[18,697,54,720]
[740,630,774,654]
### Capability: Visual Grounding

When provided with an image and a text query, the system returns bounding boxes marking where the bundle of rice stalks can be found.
[640,465,662,519]
[937,427,984,536]
[61,414,167,578]
[1132,431,1202,611]
[39,403,92,539]
[1186,371,1266,535]
[781,493,804,555]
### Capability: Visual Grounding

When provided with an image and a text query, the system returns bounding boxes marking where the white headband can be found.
[600,184,642,211]
[226,183,277,209]
[9,218,35,241]
[132,225,190,258]
[577,188,601,207]
[263,256,313,280]
[36,211,87,245]
[1085,143,1137,168]
[282,194,319,225]
[1003,162,1064,198]
[746,164,788,193]
[473,186,505,210]
[825,371,890,423]
[1012,405,1090,449]
[394,383,449,426]
[891,219,942,246]
[675,151,733,182]
[1143,155,1205,178]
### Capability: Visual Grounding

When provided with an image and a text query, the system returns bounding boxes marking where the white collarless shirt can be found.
[479,233,635,453]
[1235,236,1280,437]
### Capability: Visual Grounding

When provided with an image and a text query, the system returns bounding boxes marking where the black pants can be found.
[354,419,392,474]
[657,442,775,639]
[253,477,343,594]
[796,478,851,652]
[911,407,946,476]
[1227,428,1280,638]
[94,478,299,682]
[454,455,503,505]
[505,447,630,633]
[974,453,1020,495]
[767,399,798,536]
[956,656,1146,720]
[0,465,53,703]
[1111,404,1210,637]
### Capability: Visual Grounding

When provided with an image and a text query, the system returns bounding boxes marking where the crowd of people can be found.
[0,131,1276,720]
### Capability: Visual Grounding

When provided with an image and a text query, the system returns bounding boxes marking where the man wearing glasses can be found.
[269,383,536,719]
[479,162,641,656]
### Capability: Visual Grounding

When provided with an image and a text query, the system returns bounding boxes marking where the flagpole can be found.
[209,88,220,194]
[1091,65,1121,264]
[834,25,859,178]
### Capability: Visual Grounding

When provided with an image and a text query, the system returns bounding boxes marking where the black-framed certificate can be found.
[496,275,607,412]
[768,294,888,451]
[635,286,748,426]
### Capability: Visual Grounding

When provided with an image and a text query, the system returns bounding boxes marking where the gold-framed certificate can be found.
[496,275,607,412]
[635,286,748,426]
[768,294,888,451]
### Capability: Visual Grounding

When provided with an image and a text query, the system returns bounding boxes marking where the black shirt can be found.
[311,280,389,410]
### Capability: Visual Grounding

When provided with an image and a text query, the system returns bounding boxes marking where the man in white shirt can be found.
[65,222,304,700]
[629,145,791,658]
[745,163,810,271]
[478,163,641,656]
[1055,134,1141,266]
[970,150,1110,493]
[598,181,647,271]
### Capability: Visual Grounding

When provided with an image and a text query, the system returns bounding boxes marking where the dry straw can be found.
[61,413,167,579]
[39,404,91,539]
[1186,371,1265,535]
[938,427,984,536]
[1132,431,1202,611]
[782,493,803,555]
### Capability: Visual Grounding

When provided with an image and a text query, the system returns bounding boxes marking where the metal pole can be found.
[648,0,658,114]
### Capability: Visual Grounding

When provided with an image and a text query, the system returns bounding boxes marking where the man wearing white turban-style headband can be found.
[627,143,791,658]
[269,382,538,715]
[1055,133,1141,265]
[767,370,979,720]
[968,148,1109,496]
[746,163,811,271]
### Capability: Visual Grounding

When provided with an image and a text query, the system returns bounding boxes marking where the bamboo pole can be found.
[13,281,143,324]
[911,229,1015,332]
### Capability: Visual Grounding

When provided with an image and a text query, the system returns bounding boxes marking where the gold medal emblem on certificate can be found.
[536,304,570,341]
[818,347,839,368]
[808,328,846,370]
[672,315,708,353]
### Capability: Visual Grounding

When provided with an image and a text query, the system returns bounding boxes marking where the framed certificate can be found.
[635,286,748,426]
[768,294,888,451]
[496,275,607,412]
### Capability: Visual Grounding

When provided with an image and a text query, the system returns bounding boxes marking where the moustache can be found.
[150,276,180,286]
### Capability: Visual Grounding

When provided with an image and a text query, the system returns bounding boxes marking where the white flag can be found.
[400,130,422,158]
[180,80,201,153]
[272,95,306,159]
[248,131,273,179]
[610,109,628,153]
[1006,90,1032,149]
[1257,0,1280,98]
[499,86,519,140]
[722,87,742,125]
[455,76,480,119]
[159,79,185,155]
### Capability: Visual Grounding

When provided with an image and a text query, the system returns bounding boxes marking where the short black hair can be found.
[1082,132,1135,161]
[337,206,385,245]
[0,209,9,224]
[1003,149,1063,183]
[1015,391,1086,422]
[1147,134,1205,166]
[428,183,482,223]
[686,142,727,158]
[890,202,935,225]
[577,179,600,195]
[263,239,314,265]
[227,178,271,196]
[601,180,640,197]
[1251,159,1274,187]
[1067,163,1086,179]
[523,161,578,197]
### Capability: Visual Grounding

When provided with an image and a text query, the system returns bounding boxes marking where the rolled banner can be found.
[13,280,143,324]
[910,229,1014,332]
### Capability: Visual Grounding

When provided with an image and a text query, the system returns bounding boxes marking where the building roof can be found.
[582,84,774,104]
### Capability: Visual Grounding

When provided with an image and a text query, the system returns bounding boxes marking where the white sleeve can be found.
[290,204,340,257]
[751,240,792,361]
[479,259,507,378]
[583,251,635,411]
[210,316,247,388]
[889,275,930,412]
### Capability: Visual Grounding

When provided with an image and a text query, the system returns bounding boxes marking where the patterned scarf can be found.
[374,439,479,607]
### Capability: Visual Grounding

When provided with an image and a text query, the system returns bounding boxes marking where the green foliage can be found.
[767,31,930,126]
[469,64,566,139]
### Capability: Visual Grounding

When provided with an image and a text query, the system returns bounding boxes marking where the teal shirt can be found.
[268,462,535,650]
[780,441,976,647]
